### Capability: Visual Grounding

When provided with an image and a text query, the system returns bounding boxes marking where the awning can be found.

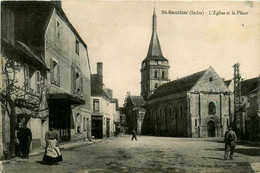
[48,93,85,105]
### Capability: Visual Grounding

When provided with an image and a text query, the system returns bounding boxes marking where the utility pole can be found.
[233,63,241,137]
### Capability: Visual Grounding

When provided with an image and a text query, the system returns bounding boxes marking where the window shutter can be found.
[72,66,76,93]
[57,64,60,86]
[80,76,83,94]
[50,59,54,82]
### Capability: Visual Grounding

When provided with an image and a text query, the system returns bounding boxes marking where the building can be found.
[226,77,259,140]
[142,67,233,137]
[1,2,49,157]
[91,62,115,139]
[123,92,145,135]
[43,1,91,142]
[140,9,170,101]
[1,1,92,158]
[113,99,121,135]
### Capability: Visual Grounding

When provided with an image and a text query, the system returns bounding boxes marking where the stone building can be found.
[123,92,145,135]
[91,62,116,139]
[142,67,233,137]
[140,10,170,101]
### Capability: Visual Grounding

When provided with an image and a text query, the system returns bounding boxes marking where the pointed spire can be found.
[145,7,166,60]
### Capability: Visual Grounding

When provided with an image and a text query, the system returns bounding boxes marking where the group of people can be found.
[16,124,62,165]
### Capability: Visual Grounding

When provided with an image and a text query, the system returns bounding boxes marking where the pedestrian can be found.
[42,127,63,165]
[131,130,137,141]
[18,123,32,159]
[224,126,237,160]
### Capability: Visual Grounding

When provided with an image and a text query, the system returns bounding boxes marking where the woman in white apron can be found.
[42,127,63,165]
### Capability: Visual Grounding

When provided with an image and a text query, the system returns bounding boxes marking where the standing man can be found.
[224,126,237,160]
[131,130,137,141]
[18,123,32,159]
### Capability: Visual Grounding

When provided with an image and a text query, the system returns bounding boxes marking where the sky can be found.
[62,1,260,106]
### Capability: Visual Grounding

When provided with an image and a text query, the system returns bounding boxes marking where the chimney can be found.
[97,62,103,85]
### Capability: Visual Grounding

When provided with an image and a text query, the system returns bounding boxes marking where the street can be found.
[3,135,260,173]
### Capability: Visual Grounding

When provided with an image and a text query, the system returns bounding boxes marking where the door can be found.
[207,121,216,137]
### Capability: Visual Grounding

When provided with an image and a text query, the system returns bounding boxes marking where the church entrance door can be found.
[207,121,216,137]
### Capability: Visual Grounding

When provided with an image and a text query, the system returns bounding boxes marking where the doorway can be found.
[207,121,216,137]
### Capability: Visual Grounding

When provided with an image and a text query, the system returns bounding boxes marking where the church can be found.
[141,10,233,137]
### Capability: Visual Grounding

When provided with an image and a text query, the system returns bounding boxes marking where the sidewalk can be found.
[1,139,103,164]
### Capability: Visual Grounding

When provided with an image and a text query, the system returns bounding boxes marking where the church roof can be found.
[130,96,145,107]
[144,10,167,62]
[148,70,206,100]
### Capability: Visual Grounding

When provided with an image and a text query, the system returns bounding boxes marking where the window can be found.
[162,71,165,79]
[159,109,162,117]
[50,59,60,86]
[169,107,172,117]
[155,83,158,89]
[209,77,213,82]
[195,119,197,127]
[208,102,216,114]
[36,71,41,94]
[56,21,61,40]
[83,117,86,131]
[75,39,79,55]
[154,70,158,78]
[24,64,30,91]
[227,119,229,126]
[93,99,99,111]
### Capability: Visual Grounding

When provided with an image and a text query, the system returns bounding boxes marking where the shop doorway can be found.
[92,116,103,139]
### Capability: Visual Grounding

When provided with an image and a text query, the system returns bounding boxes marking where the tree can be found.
[0,51,49,158]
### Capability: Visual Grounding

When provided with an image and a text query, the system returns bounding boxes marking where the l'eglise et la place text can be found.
[209,10,248,16]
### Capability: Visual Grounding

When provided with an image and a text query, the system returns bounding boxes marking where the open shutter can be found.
[80,76,83,95]
[57,64,60,86]
[50,59,54,83]
[71,66,76,93]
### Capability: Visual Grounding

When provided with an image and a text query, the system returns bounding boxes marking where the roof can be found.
[149,70,206,100]
[144,11,167,62]
[130,96,145,107]
[48,93,85,105]
[1,37,48,71]
[2,1,88,58]
[91,75,112,100]
[241,77,258,96]
[224,80,232,87]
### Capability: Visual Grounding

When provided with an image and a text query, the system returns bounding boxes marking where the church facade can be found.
[141,10,233,138]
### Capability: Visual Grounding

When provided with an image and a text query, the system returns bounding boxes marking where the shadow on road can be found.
[235,148,260,156]
[202,156,224,160]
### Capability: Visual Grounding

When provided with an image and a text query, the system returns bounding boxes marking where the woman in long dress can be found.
[42,127,63,165]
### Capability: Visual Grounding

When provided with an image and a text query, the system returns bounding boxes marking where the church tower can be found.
[141,9,170,101]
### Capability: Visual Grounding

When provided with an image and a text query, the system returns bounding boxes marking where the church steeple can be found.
[140,8,170,101]
[146,9,166,60]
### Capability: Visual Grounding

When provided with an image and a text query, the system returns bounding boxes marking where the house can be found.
[1,2,49,157]
[0,1,92,157]
[91,62,115,138]
[142,67,233,138]
[123,92,145,135]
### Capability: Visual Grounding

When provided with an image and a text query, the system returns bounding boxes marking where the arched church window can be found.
[162,71,165,79]
[208,102,216,114]
[155,83,158,89]
[154,71,158,78]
